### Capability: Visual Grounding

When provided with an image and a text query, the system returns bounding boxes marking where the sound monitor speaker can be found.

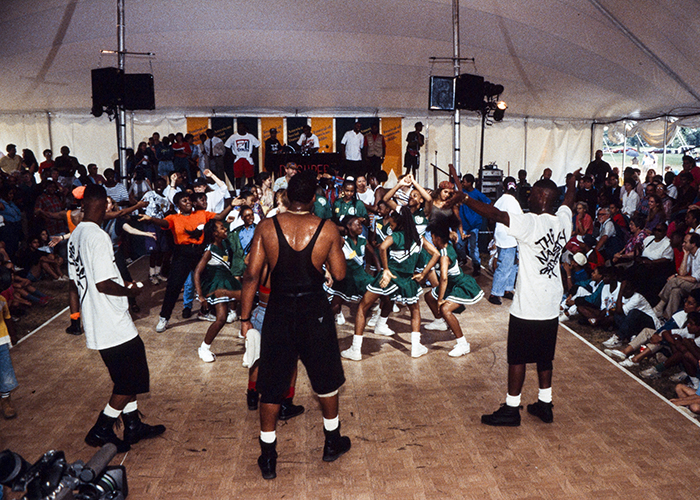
[124,74,155,110]
[91,67,123,108]
[455,73,484,111]
[429,76,455,111]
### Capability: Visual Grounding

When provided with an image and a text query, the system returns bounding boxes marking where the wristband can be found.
[240,317,251,322]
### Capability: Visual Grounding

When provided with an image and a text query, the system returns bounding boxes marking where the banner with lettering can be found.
[381,117,402,177]
[186,117,209,141]
[311,117,334,154]
[286,117,308,150]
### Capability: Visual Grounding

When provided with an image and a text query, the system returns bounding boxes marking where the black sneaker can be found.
[503,291,514,300]
[182,307,192,319]
[488,295,502,305]
[481,404,521,427]
[527,400,553,423]
[121,410,166,444]
[278,399,305,421]
[65,319,83,335]
[322,425,351,462]
[247,389,259,410]
[85,413,131,453]
[258,439,278,480]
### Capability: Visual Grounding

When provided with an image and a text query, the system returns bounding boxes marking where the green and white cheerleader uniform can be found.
[201,239,242,305]
[334,198,368,222]
[413,208,431,272]
[431,242,483,305]
[367,230,423,304]
[324,235,373,303]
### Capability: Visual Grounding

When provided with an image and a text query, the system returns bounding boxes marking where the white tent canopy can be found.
[2,0,700,182]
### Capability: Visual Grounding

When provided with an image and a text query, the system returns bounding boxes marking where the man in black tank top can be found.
[241,170,351,479]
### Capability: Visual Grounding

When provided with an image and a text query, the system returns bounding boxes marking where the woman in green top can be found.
[333,179,368,226]
[194,219,242,363]
[324,217,375,325]
[423,217,484,357]
[341,207,439,361]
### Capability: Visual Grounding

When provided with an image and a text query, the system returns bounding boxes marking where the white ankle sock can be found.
[200,341,211,350]
[505,393,521,408]
[149,267,156,276]
[103,404,122,418]
[260,430,276,443]
[352,335,363,350]
[456,336,468,347]
[323,416,339,431]
[411,331,421,345]
[375,315,388,328]
[155,266,161,275]
[123,401,138,413]
[538,387,552,403]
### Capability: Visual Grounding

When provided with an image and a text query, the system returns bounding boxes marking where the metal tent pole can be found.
[452,0,461,176]
[116,0,127,182]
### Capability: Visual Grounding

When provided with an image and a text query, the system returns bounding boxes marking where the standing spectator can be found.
[576,175,597,217]
[225,123,260,193]
[264,128,282,174]
[87,164,106,185]
[0,145,21,174]
[404,122,424,177]
[0,187,23,258]
[156,137,175,179]
[103,169,129,207]
[340,122,364,179]
[53,146,80,181]
[364,123,385,177]
[21,149,38,174]
[38,149,54,176]
[585,149,612,190]
[454,172,490,277]
[516,169,531,210]
[134,142,154,180]
[297,125,320,153]
[172,133,192,181]
[186,134,200,180]
[488,177,522,305]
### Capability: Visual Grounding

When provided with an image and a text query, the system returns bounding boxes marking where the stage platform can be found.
[3,257,700,499]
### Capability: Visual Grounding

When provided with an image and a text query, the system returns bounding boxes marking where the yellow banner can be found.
[260,117,284,167]
[311,117,334,153]
[381,117,402,177]
[186,117,209,141]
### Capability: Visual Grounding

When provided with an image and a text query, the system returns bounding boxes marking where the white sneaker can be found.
[619,357,638,368]
[156,273,168,282]
[602,334,621,348]
[335,311,346,325]
[448,342,470,357]
[149,275,160,285]
[558,312,569,322]
[604,348,627,361]
[57,275,69,281]
[374,323,395,336]
[197,312,216,322]
[688,377,700,390]
[340,347,361,361]
[155,317,168,333]
[670,371,689,383]
[411,343,428,358]
[640,367,661,379]
[424,318,448,331]
[198,346,216,363]
[366,311,380,327]
[226,309,237,324]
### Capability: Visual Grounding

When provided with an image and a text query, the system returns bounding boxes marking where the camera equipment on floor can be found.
[0,443,127,500]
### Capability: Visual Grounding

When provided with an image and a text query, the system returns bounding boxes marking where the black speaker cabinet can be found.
[455,73,484,111]
[124,73,155,110]
[91,67,124,108]
[429,76,455,111]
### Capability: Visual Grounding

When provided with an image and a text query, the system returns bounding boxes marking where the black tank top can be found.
[271,216,326,295]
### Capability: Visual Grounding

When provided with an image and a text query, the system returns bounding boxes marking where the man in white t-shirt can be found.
[68,184,165,453]
[225,122,261,192]
[462,169,578,426]
[297,125,320,153]
[654,232,700,320]
[489,178,523,305]
[341,122,365,179]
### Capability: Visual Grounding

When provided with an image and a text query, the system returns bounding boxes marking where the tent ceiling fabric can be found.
[3,0,700,121]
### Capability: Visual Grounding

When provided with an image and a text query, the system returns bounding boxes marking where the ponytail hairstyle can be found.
[392,206,420,250]
[503,176,517,195]
[202,219,222,246]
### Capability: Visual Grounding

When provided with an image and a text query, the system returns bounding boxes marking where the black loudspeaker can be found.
[124,74,155,110]
[429,76,455,111]
[455,73,484,111]
[91,67,123,108]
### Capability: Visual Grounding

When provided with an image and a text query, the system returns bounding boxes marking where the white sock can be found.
[375,315,388,328]
[103,404,122,418]
[323,416,339,431]
[149,267,156,276]
[123,401,138,413]
[569,305,577,315]
[352,335,363,350]
[456,336,468,347]
[200,341,211,350]
[505,393,521,408]
[539,387,552,403]
[155,266,161,275]
[411,331,421,345]
[260,430,276,443]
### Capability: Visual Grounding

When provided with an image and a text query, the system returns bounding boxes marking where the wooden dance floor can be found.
[3,258,700,499]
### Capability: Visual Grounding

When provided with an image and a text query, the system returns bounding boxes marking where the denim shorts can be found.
[0,343,18,394]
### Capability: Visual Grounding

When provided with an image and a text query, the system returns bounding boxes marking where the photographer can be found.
[67,184,165,453]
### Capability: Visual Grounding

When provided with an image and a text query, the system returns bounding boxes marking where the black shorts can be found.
[257,291,345,404]
[99,336,150,396]
[507,315,558,365]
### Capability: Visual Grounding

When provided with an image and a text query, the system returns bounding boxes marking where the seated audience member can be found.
[653,232,700,320]
[593,207,624,260]
[672,172,695,216]
[610,280,662,347]
[611,215,646,267]
[642,194,665,233]
[575,176,597,217]
[606,290,700,368]
[627,222,675,304]
[561,252,591,298]
[685,208,700,234]
[580,234,605,271]
[560,257,601,321]
[577,266,620,331]
[16,235,68,282]
[640,311,700,382]
[565,202,593,253]
[621,177,640,218]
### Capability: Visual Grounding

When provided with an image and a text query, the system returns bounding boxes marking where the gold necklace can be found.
[287,210,310,215]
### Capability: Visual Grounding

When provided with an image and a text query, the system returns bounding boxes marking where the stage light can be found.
[496,100,507,110]
[483,83,504,98]
[493,101,507,121]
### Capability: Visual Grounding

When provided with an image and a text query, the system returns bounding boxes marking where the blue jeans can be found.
[183,272,194,309]
[0,343,18,394]
[466,228,481,266]
[491,246,518,297]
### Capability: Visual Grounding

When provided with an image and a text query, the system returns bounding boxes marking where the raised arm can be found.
[138,213,170,229]
[383,176,412,210]
[562,169,581,210]
[106,200,148,220]
[408,175,433,213]
[461,193,510,226]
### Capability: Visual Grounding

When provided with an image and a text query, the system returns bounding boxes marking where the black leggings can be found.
[158,244,203,320]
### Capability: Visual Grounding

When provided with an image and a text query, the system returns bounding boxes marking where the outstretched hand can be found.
[379,269,396,288]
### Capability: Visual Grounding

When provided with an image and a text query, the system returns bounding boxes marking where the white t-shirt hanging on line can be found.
[506,205,572,320]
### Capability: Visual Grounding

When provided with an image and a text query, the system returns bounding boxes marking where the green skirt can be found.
[430,273,483,305]
[324,267,374,303]
[366,270,422,305]
[202,267,241,305]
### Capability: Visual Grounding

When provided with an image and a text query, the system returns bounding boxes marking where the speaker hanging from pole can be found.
[455,73,484,111]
